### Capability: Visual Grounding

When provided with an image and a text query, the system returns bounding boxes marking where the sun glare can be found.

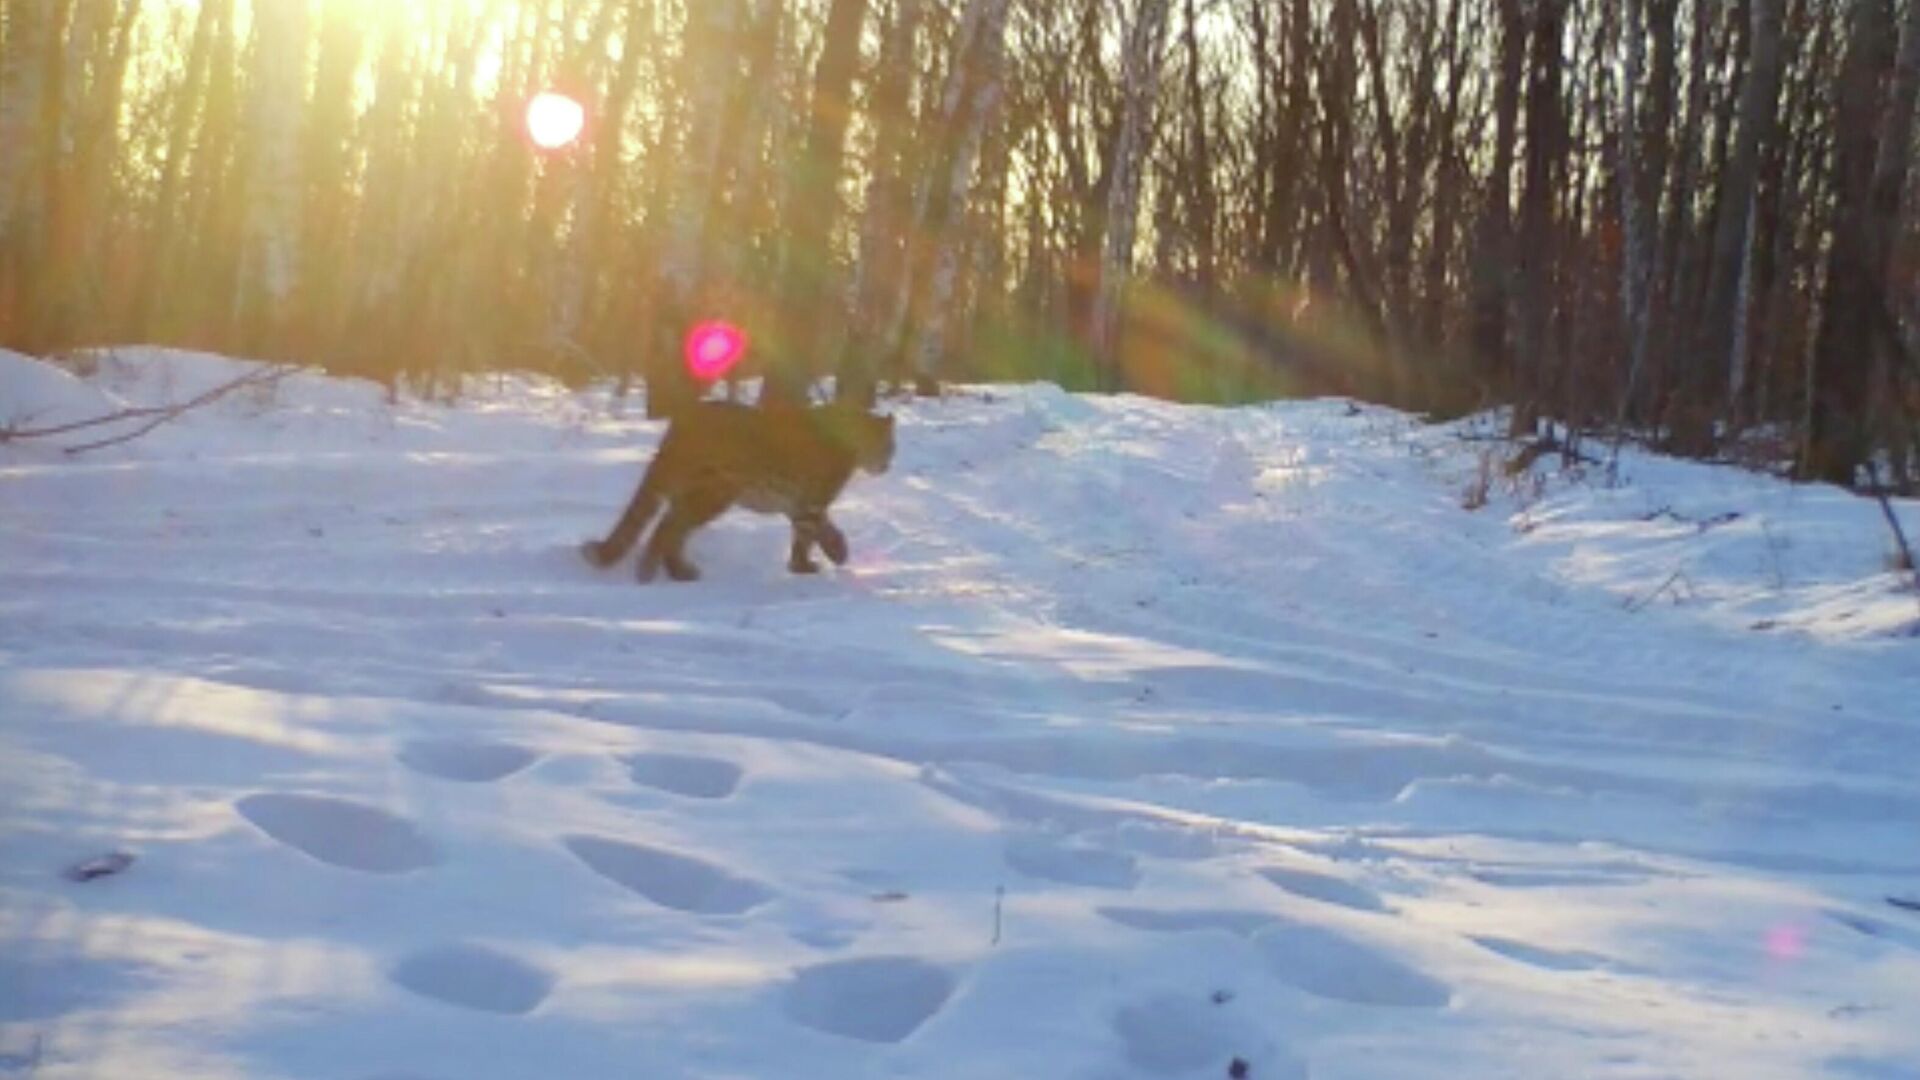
[525,90,585,151]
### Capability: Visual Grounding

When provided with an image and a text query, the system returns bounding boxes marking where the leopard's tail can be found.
[581,455,667,567]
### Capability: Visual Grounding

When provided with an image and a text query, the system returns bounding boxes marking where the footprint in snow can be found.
[784,957,954,1043]
[1469,935,1618,972]
[390,943,553,1015]
[1825,910,1920,952]
[1255,922,1451,1008]
[1003,832,1139,890]
[565,834,771,914]
[398,738,539,783]
[1099,907,1274,938]
[1467,866,1648,889]
[236,793,438,874]
[1103,901,1449,1010]
[1259,865,1388,913]
[625,752,743,799]
[1113,992,1305,1078]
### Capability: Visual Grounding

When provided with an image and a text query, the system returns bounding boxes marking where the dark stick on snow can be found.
[1626,568,1688,612]
[1,363,299,453]
[1864,460,1920,614]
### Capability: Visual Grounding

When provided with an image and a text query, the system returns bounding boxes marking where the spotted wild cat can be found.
[581,400,895,582]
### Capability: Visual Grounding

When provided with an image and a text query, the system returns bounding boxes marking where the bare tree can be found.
[896,0,1013,394]
[1088,0,1171,383]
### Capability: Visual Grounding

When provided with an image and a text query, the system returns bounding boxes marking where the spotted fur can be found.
[582,401,894,582]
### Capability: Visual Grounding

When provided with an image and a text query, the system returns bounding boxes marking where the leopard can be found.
[581,400,895,582]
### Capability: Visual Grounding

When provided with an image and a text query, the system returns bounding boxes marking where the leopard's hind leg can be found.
[640,490,731,583]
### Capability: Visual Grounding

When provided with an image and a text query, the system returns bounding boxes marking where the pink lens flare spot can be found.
[685,321,748,381]
[526,90,586,150]
[1765,922,1807,961]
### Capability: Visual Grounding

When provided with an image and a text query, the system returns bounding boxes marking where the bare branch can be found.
[0,363,300,453]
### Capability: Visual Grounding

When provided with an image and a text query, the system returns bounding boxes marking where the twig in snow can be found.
[1864,461,1920,610]
[1,363,298,455]
[1625,568,1692,612]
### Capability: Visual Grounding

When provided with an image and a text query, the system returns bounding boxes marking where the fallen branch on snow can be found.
[1864,461,1920,621]
[0,362,299,455]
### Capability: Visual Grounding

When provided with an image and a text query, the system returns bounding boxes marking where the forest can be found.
[3,0,1919,489]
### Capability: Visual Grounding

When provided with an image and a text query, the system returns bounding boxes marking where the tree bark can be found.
[840,0,925,401]
[901,0,1013,394]
[770,0,870,402]
[1803,0,1895,485]
[1511,0,1565,435]
[1089,0,1172,385]
[1471,0,1526,392]
[1695,0,1784,431]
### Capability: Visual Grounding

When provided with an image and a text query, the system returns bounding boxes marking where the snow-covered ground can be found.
[3,347,1917,1079]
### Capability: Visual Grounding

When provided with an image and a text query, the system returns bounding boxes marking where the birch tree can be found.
[897,0,1013,394]
[1089,0,1172,382]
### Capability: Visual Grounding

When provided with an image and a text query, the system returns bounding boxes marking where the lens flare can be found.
[525,91,585,151]
[685,321,747,381]
[1765,922,1807,961]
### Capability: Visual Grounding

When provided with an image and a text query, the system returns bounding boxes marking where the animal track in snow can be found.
[1467,865,1648,889]
[564,835,771,914]
[1255,922,1451,1007]
[1259,865,1388,912]
[1112,993,1304,1078]
[1470,935,1615,972]
[1825,910,1920,952]
[1003,833,1139,889]
[1107,902,1452,1012]
[398,738,538,782]
[625,752,743,799]
[389,943,553,1015]
[1099,907,1274,938]
[236,793,438,874]
[784,957,953,1043]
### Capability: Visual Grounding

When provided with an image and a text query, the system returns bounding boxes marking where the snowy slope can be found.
[2,348,1917,1080]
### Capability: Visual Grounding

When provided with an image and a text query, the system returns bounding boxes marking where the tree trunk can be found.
[0,0,55,348]
[133,0,220,339]
[1616,0,1651,425]
[1695,0,1784,432]
[769,0,869,402]
[1511,0,1565,435]
[647,0,741,417]
[1866,0,1920,285]
[1471,0,1526,391]
[1089,0,1172,385]
[234,0,307,358]
[1803,0,1895,485]
[1179,0,1217,293]
[901,0,1013,394]
[840,0,925,401]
